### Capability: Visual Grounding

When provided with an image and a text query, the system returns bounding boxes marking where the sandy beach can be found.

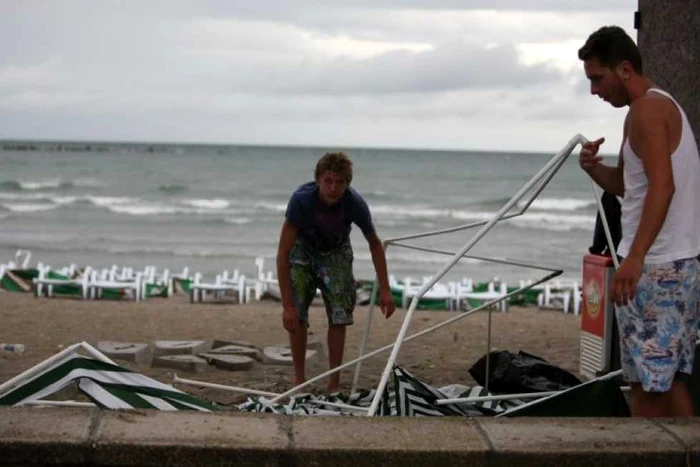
[0,291,582,407]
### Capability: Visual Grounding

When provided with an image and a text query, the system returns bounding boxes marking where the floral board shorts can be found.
[289,239,356,327]
[616,255,700,392]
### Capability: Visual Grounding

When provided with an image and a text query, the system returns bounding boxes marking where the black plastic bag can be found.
[468,350,582,394]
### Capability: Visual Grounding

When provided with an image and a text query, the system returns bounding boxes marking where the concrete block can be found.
[0,407,95,465]
[477,418,686,466]
[93,411,286,466]
[272,340,325,357]
[656,418,700,464]
[152,355,209,373]
[205,344,261,361]
[292,416,488,465]
[262,346,317,366]
[199,354,255,371]
[97,341,152,364]
[212,338,258,350]
[153,340,209,356]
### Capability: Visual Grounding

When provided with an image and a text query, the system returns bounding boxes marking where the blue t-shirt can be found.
[285,181,375,251]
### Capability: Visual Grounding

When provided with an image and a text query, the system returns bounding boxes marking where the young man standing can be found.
[277,152,395,393]
[578,26,700,416]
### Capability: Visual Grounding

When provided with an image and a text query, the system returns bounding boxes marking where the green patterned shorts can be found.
[289,239,356,327]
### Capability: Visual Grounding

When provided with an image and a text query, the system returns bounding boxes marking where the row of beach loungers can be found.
[383,275,581,314]
[1,250,582,314]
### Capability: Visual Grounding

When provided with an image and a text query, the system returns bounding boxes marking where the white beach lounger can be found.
[458,281,509,312]
[189,272,244,304]
[88,269,144,301]
[32,265,92,299]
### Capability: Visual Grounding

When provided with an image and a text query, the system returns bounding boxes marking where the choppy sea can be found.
[0,140,601,284]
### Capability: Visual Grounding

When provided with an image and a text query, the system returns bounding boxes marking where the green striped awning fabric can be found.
[0,353,215,411]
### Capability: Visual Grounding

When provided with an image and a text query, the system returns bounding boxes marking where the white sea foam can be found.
[518,197,596,211]
[180,198,230,209]
[102,245,254,258]
[223,217,253,224]
[371,204,453,219]
[50,196,79,205]
[356,250,482,265]
[253,201,287,212]
[1,203,59,213]
[510,212,595,231]
[0,192,47,201]
[86,196,138,207]
[18,179,63,190]
[371,203,594,232]
[107,204,178,216]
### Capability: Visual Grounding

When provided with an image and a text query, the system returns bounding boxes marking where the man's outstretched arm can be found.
[365,231,396,318]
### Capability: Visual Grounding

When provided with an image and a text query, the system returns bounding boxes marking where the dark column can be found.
[637,0,700,147]
[636,0,700,415]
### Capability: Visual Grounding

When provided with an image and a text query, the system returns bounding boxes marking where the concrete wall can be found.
[637,0,700,147]
[1,407,699,466]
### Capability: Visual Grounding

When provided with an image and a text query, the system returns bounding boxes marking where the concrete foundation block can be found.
[262,346,318,366]
[152,355,209,373]
[205,344,261,361]
[211,339,258,350]
[97,341,152,364]
[198,354,255,371]
[153,340,209,356]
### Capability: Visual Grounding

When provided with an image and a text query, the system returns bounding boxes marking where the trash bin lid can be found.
[583,254,615,267]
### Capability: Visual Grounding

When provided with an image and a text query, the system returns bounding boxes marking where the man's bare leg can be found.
[289,325,308,386]
[630,383,671,417]
[668,378,696,416]
[327,324,346,393]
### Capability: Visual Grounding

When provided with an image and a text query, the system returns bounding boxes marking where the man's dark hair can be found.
[315,152,353,184]
[578,26,643,75]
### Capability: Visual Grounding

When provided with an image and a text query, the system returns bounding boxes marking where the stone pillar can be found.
[637,0,700,147]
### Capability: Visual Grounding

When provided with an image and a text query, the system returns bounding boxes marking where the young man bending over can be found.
[277,152,395,393]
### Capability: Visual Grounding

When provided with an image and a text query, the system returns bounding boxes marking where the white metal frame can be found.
[186,134,625,415]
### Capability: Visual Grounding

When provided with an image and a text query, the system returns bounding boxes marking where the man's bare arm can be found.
[579,121,627,197]
[277,220,299,331]
[365,231,395,318]
[584,154,625,196]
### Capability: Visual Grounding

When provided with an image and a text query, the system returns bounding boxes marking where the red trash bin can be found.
[580,254,616,380]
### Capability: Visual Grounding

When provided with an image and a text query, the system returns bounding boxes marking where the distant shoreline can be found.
[0,138,612,157]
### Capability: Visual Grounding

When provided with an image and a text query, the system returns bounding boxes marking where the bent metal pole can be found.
[268,276,557,404]
[351,138,574,393]
[366,134,586,416]
[350,141,585,394]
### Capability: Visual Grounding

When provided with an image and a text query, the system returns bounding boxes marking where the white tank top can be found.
[618,88,700,263]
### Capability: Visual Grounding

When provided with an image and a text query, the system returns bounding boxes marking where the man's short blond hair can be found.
[315,152,353,184]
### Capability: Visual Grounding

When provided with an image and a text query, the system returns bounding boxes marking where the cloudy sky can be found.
[0,1,637,152]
